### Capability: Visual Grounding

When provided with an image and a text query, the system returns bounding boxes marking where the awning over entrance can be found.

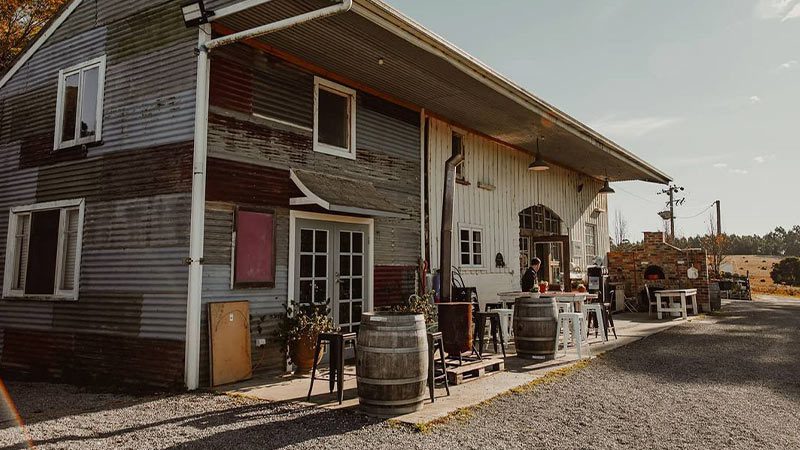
[289,169,409,219]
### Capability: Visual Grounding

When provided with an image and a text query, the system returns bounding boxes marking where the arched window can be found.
[519,205,562,235]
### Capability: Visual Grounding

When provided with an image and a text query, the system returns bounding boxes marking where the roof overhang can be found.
[209,0,671,184]
[290,169,410,219]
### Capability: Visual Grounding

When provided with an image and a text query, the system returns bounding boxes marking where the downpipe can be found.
[439,152,464,302]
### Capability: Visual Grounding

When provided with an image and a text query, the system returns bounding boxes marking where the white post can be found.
[185,24,211,391]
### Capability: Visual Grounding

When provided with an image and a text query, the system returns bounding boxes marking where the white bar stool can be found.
[583,303,607,342]
[557,301,574,313]
[555,312,588,359]
[493,308,514,342]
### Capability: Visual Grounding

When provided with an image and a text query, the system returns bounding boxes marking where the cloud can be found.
[778,60,798,70]
[589,115,683,140]
[755,0,800,20]
[729,168,749,175]
[749,95,762,104]
[754,154,776,163]
[713,163,728,168]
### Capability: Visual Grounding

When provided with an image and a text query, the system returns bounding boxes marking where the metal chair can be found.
[307,331,357,405]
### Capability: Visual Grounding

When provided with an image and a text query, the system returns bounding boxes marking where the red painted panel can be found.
[235,210,275,286]
[374,265,416,307]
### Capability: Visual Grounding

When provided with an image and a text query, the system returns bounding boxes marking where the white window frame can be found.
[3,199,85,301]
[53,55,106,150]
[313,76,357,160]
[458,224,484,268]
[585,223,597,267]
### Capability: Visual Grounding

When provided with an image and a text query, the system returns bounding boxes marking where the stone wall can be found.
[608,232,712,311]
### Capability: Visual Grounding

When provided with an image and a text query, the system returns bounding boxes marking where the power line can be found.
[673,202,715,219]
[614,186,661,205]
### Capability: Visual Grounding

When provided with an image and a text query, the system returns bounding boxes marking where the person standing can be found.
[521,257,542,292]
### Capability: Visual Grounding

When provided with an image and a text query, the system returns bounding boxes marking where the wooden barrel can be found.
[357,312,429,417]
[513,296,558,360]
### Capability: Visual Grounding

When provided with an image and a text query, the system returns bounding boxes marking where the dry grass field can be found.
[724,254,800,298]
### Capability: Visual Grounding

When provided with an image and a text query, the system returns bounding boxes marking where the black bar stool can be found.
[307,331,357,405]
[473,311,506,357]
[427,331,450,402]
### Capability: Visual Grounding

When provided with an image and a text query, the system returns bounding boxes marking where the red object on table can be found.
[539,282,549,293]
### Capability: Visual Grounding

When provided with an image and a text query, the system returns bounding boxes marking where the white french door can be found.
[294,219,370,333]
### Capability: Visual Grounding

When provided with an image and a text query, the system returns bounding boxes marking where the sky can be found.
[383,0,800,238]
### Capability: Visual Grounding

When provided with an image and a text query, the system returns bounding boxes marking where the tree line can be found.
[672,226,800,257]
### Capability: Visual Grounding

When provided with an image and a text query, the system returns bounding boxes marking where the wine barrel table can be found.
[356,312,429,417]
[513,296,559,360]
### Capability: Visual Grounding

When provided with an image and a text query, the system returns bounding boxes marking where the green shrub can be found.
[770,257,800,286]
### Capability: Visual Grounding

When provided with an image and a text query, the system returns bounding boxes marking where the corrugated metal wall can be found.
[426,117,610,302]
[204,43,421,376]
[0,0,197,387]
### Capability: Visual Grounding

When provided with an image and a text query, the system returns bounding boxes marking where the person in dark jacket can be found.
[521,257,542,292]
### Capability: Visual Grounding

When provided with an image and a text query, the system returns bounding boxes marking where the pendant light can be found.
[599,178,615,194]
[528,138,550,171]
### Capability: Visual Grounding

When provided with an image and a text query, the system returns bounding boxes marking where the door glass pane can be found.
[340,231,350,253]
[339,302,351,325]
[61,73,79,142]
[352,278,363,300]
[315,230,327,252]
[300,229,313,252]
[300,255,313,277]
[339,279,351,300]
[314,282,327,303]
[339,255,350,276]
[352,301,362,324]
[299,280,313,303]
[314,255,327,277]
[352,233,363,253]
[352,255,362,276]
[79,67,99,138]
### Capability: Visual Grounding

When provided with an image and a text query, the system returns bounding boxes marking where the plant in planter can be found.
[277,299,337,374]
[391,291,438,331]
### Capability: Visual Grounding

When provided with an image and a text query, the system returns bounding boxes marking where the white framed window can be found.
[458,225,484,268]
[54,55,106,150]
[3,199,85,300]
[313,77,356,160]
[585,223,597,267]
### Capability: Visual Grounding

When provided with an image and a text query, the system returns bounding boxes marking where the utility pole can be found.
[715,200,722,237]
[657,184,685,242]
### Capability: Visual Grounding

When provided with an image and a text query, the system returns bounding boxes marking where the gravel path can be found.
[1,299,799,450]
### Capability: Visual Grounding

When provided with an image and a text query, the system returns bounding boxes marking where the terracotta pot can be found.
[290,334,322,374]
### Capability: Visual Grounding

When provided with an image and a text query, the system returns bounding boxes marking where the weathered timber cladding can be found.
[204,43,421,376]
[0,0,197,387]
[426,117,610,303]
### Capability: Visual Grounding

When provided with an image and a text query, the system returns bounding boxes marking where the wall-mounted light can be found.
[182,0,214,27]
[599,178,615,194]
[528,137,549,171]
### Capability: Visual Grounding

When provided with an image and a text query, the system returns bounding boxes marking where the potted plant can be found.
[392,291,438,331]
[277,299,337,374]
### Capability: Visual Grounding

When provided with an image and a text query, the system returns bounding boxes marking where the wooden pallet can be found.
[445,357,505,385]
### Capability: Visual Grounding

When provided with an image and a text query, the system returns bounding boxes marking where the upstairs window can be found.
[459,225,483,268]
[54,56,106,150]
[585,223,598,267]
[3,199,85,300]
[313,77,356,159]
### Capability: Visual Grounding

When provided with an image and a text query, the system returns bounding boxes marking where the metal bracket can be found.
[184,257,205,265]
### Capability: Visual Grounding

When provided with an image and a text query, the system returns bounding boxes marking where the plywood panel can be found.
[209,301,252,386]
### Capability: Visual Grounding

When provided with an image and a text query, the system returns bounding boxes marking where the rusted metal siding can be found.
[0,0,197,388]
[426,117,610,301]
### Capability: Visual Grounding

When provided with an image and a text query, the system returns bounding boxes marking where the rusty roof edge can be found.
[353,0,672,185]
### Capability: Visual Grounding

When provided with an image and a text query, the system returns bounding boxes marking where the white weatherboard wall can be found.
[427,117,609,303]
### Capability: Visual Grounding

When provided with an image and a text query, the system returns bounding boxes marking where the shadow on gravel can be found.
[600,301,800,404]
[2,399,377,450]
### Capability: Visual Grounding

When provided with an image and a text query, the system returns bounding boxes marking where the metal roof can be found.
[214,0,671,183]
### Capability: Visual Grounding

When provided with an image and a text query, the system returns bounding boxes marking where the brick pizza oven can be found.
[607,232,712,311]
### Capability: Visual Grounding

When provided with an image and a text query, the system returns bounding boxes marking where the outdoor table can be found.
[654,289,698,320]
[497,291,533,308]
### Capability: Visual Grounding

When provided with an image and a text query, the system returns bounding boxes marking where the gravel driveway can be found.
[1,299,799,450]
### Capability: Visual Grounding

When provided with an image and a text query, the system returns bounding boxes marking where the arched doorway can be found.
[518,205,571,289]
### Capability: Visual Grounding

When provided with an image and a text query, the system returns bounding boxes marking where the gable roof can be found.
[0,0,83,90]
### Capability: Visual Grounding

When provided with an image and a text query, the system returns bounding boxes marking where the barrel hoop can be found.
[357,375,428,385]
[514,317,556,322]
[359,395,427,406]
[515,336,557,342]
[361,325,426,332]
[358,345,427,354]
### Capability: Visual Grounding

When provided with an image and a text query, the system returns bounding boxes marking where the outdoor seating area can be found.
[219,293,685,424]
